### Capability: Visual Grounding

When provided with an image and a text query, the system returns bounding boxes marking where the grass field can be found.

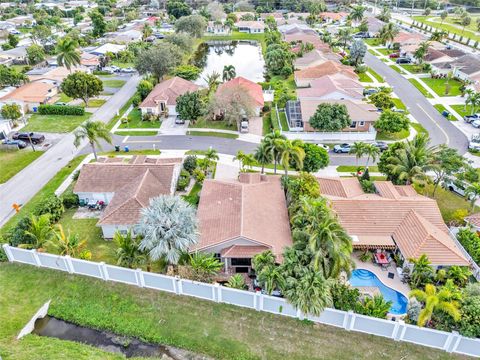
[23,113,92,133]
[450,104,477,119]
[187,131,238,139]
[110,60,135,69]
[421,77,463,97]
[376,127,410,141]
[392,98,407,111]
[99,149,161,156]
[336,165,379,173]
[0,149,43,184]
[102,79,126,88]
[118,109,160,129]
[400,64,428,74]
[107,97,135,130]
[0,263,463,360]
[57,93,73,103]
[408,78,434,98]
[358,72,373,82]
[189,117,236,131]
[368,68,384,82]
[364,38,383,46]
[411,122,428,136]
[376,48,396,56]
[389,65,406,74]
[86,99,107,108]
[114,130,159,136]
[433,104,455,120]
[413,15,480,43]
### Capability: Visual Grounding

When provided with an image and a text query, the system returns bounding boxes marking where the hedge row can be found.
[38,104,85,116]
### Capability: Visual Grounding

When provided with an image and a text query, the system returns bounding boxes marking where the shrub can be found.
[177,169,191,191]
[193,168,205,183]
[33,195,64,223]
[38,105,85,116]
[61,192,79,209]
[355,64,368,74]
[132,94,142,108]
[331,283,360,311]
[0,246,7,262]
[360,179,375,193]
[183,155,197,174]
[7,216,33,247]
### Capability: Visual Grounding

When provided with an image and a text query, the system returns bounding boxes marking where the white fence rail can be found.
[3,244,480,358]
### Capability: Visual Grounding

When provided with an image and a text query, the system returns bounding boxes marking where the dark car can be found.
[2,139,27,149]
[396,57,411,64]
[374,141,388,151]
[363,88,378,96]
[12,132,45,144]
[175,115,185,125]
[353,32,370,39]
[333,143,351,153]
[153,33,165,39]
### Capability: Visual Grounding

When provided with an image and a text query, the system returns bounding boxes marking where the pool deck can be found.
[352,253,411,299]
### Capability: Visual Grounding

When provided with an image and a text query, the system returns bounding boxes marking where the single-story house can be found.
[206,21,231,35]
[464,213,480,232]
[259,12,284,23]
[319,12,348,24]
[236,21,265,33]
[294,50,333,70]
[27,66,90,85]
[9,15,35,27]
[216,77,264,116]
[192,173,292,273]
[90,43,127,56]
[318,177,469,267]
[366,16,385,35]
[80,52,101,68]
[0,119,13,138]
[294,60,358,87]
[297,74,364,101]
[139,76,200,117]
[0,46,27,65]
[0,81,58,113]
[432,54,480,83]
[283,30,330,52]
[279,23,316,35]
[285,98,378,132]
[105,29,142,44]
[73,156,182,238]
[388,31,425,49]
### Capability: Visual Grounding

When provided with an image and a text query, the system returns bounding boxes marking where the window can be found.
[350,121,357,129]
[359,121,365,126]
[231,258,251,266]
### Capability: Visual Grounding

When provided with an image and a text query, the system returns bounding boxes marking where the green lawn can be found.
[357,72,373,83]
[434,104,456,120]
[368,68,384,83]
[102,80,126,88]
[400,64,428,74]
[376,48,395,56]
[182,181,202,206]
[411,122,428,136]
[189,117,236,131]
[99,149,161,156]
[389,65,406,75]
[110,60,135,69]
[107,96,135,130]
[376,127,410,141]
[412,15,480,43]
[118,109,160,129]
[336,165,379,173]
[114,130,159,136]
[364,38,382,46]
[57,93,73,103]
[271,108,289,131]
[0,156,86,237]
[23,112,92,133]
[87,99,107,108]
[421,78,463,97]
[450,104,476,119]
[187,131,238,139]
[203,30,266,53]
[263,112,273,135]
[392,98,407,111]
[0,149,43,184]
[57,208,116,264]
[408,78,434,98]
[0,263,462,360]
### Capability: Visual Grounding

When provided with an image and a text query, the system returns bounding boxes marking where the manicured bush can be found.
[183,155,197,174]
[7,216,33,247]
[176,169,191,191]
[33,195,64,223]
[93,70,113,75]
[38,104,85,116]
[61,192,79,209]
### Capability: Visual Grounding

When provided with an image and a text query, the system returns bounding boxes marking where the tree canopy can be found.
[174,15,207,38]
[309,103,351,131]
[61,72,103,105]
[135,43,183,82]
[374,110,410,134]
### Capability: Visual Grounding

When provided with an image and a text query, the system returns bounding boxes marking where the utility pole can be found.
[411,0,415,16]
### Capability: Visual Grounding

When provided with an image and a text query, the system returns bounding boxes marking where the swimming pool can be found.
[349,269,409,315]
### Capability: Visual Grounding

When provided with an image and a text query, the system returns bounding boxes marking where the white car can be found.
[9,29,20,35]
[120,67,135,73]
[316,143,330,152]
[472,120,480,128]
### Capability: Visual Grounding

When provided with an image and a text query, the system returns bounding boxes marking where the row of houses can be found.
[73,156,469,273]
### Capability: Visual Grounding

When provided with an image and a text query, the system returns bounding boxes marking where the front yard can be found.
[420,78,463,97]
[408,78,434,98]
[0,263,462,360]
[118,108,161,129]
[189,117,237,131]
[102,79,126,88]
[23,112,92,133]
[0,149,43,184]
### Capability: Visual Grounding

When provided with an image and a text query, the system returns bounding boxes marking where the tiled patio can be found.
[73,207,103,219]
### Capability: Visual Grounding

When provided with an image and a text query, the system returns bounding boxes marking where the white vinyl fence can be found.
[3,244,480,358]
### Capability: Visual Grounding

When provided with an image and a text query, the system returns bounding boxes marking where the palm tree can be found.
[430,30,447,42]
[137,195,198,269]
[47,224,87,258]
[222,65,236,82]
[447,266,471,287]
[19,214,53,251]
[413,41,430,65]
[252,250,276,272]
[278,139,305,177]
[349,5,365,24]
[233,150,247,171]
[204,71,221,95]
[56,36,81,72]
[204,148,219,162]
[409,254,435,288]
[113,230,145,269]
[364,143,380,169]
[337,28,352,49]
[378,23,399,45]
[356,295,392,318]
[226,274,246,289]
[350,141,367,167]
[188,252,223,281]
[440,10,448,25]
[466,92,480,115]
[253,142,273,174]
[465,182,480,212]
[73,121,112,161]
[409,283,461,327]
[257,265,286,295]
[263,130,286,174]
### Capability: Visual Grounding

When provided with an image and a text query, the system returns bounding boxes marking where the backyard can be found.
[23,113,92,133]
[0,149,43,184]
[0,263,463,360]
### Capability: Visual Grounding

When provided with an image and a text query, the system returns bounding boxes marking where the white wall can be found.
[101,224,133,238]
[284,130,377,142]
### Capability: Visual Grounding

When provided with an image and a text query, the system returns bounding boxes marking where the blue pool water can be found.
[349,269,409,315]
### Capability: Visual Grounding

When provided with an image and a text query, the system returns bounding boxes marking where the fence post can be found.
[2,244,13,262]
[258,291,264,311]
[217,283,223,303]
[444,331,461,353]
[99,262,109,280]
[64,255,74,274]
[31,249,40,266]
[136,269,145,288]
[392,320,405,341]
[176,276,183,295]
[343,311,355,331]
[213,283,219,302]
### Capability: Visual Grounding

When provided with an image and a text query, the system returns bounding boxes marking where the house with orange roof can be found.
[73,156,182,238]
[294,60,358,87]
[0,81,58,112]
[139,76,200,118]
[294,49,340,70]
[318,177,469,267]
[216,77,264,116]
[296,74,364,101]
[319,12,348,24]
[193,173,292,273]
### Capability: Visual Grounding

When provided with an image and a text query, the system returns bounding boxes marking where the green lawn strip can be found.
[357,72,373,83]
[102,79,126,88]
[367,48,377,55]
[450,104,477,119]
[0,150,44,184]
[399,64,427,74]
[368,68,384,82]
[420,77,462,97]
[270,108,280,130]
[118,109,161,129]
[87,99,107,108]
[57,92,73,103]
[376,48,395,56]
[376,127,410,141]
[364,38,382,46]
[263,111,273,135]
[414,183,476,223]
[202,31,266,53]
[336,165,379,173]
[189,117,236,131]
[114,131,159,136]
[182,182,202,206]
[106,96,135,130]
[410,122,428,136]
[0,156,86,237]
[412,16,480,42]
[278,110,289,131]
[187,131,238,139]
[110,60,135,68]
[23,112,92,133]
[99,149,161,156]
[391,98,407,111]
[0,263,458,360]
[433,104,456,121]
[389,65,406,74]
[408,78,434,98]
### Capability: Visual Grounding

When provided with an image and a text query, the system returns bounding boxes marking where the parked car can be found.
[120,67,135,73]
[54,102,67,106]
[353,32,370,38]
[471,120,480,128]
[469,134,480,151]
[174,115,185,125]
[9,29,20,35]
[102,67,115,74]
[12,132,45,144]
[388,53,400,58]
[464,114,480,123]
[363,88,378,96]
[316,143,330,152]
[2,139,27,149]
[240,116,249,133]
[374,141,388,151]
[396,58,411,64]
[153,32,165,39]
[443,178,473,200]
[333,143,351,153]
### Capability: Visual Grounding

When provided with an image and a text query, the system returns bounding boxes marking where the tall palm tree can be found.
[337,28,352,49]
[350,141,367,167]
[19,214,53,251]
[47,224,87,258]
[278,139,305,177]
[409,283,461,327]
[409,254,434,288]
[414,41,430,65]
[222,65,236,82]
[233,150,246,171]
[73,121,112,161]
[203,71,221,95]
[364,143,380,169]
[465,182,480,212]
[466,92,480,115]
[56,36,81,72]
[254,142,273,174]
[350,6,365,24]
[113,230,145,269]
[204,147,219,162]
[263,130,286,174]
[257,265,286,295]
[378,23,399,45]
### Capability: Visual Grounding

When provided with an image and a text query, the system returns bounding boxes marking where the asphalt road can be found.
[364,53,468,153]
[0,75,140,227]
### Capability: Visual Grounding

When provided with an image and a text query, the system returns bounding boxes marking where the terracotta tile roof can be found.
[464,213,480,227]
[0,81,56,103]
[297,74,364,100]
[235,20,265,29]
[299,99,379,124]
[193,174,292,260]
[295,61,358,81]
[284,32,330,52]
[393,31,425,45]
[216,77,264,107]
[294,49,340,69]
[28,66,87,83]
[374,181,402,199]
[353,235,396,248]
[320,12,348,21]
[139,77,200,108]
[317,177,365,199]
[221,245,270,258]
